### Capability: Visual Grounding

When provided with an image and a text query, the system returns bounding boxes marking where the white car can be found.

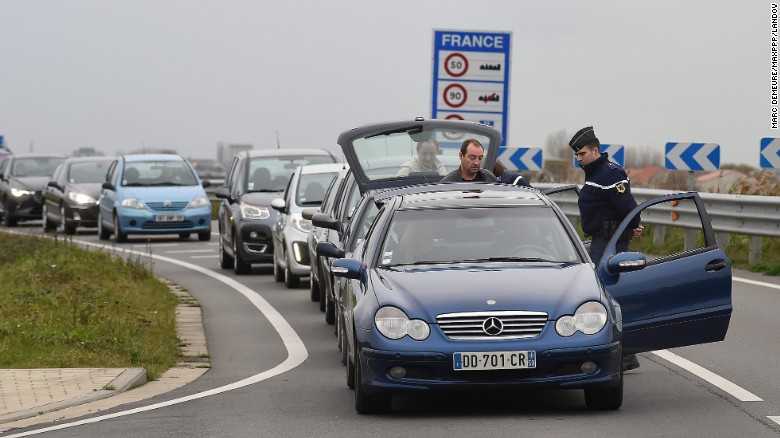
[270,163,345,288]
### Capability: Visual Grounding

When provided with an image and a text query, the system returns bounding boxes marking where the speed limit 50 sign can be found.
[432,29,512,147]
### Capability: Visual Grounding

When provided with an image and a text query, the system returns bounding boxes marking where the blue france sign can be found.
[665,142,720,171]
[432,29,512,147]
[760,138,780,169]
[573,144,625,168]
[0,135,4,148]
[498,147,542,171]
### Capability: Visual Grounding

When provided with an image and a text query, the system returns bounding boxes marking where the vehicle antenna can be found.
[276,130,281,149]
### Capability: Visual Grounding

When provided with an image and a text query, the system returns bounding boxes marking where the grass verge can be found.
[0,233,179,380]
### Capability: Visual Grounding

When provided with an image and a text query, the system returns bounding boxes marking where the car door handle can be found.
[705,260,727,272]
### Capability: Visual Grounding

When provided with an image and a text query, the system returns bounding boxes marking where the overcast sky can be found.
[0,1,770,168]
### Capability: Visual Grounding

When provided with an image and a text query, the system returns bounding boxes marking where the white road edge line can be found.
[651,349,763,402]
[6,241,308,438]
[733,276,780,290]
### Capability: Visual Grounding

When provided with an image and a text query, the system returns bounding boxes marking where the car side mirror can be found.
[102,181,115,191]
[214,186,231,201]
[331,258,364,281]
[606,251,647,274]
[201,180,211,188]
[301,207,319,220]
[317,242,345,259]
[47,180,59,189]
[312,213,339,230]
[270,198,286,213]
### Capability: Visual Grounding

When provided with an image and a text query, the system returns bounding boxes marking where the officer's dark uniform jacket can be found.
[497,172,532,188]
[579,152,639,239]
[441,168,497,182]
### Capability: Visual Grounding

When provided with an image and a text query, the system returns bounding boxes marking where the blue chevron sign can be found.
[665,142,720,171]
[760,138,780,169]
[573,144,624,168]
[498,147,542,171]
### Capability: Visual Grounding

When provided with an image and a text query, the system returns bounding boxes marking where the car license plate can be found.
[453,351,536,371]
[155,214,184,222]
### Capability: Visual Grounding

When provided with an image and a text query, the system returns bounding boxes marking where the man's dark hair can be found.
[460,138,483,155]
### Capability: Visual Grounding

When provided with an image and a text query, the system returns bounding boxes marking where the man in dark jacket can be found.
[441,139,498,182]
[570,126,644,371]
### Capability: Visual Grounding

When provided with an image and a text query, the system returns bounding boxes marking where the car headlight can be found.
[120,198,146,209]
[188,196,210,208]
[240,202,270,220]
[68,192,97,205]
[10,187,33,197]
[375,306,430,341]
[291,212,312,233]
[555,301,608,337]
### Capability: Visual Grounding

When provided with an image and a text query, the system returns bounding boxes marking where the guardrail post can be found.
[749,236,763,266]
[684,230,697,251]
[716,232,729,248]
[653,226,666,246]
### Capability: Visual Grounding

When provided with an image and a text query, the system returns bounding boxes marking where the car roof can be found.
[7,153,66,159]
[299,162,348,175]
[62,156,116,164]
[376,183,548,210]
[122,154,184,162]
[240,148,337,159]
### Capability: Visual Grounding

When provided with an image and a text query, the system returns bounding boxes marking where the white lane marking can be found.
[652,350,763,402]
[769,416,780,426]
[191,255,219,259]
[734,277,780,290]
[6,242,308,438]
[164,249,215,254]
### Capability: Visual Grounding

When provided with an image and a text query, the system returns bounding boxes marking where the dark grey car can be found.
[215,148,338,275]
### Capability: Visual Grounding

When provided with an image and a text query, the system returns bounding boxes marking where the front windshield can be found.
[12,157,64,177]
[122,161,198,186]
[69,161,112,184]
[379,206,580,266]
[247,155,335,192]
[351,126,493,182]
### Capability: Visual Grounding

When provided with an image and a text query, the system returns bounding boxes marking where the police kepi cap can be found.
[569,126,599,152]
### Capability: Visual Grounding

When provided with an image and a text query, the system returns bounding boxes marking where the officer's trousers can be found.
[588,236,629,267]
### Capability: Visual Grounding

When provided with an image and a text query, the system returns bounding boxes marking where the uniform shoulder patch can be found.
[616,182,626,194]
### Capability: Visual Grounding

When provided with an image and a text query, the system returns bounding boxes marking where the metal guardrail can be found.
[535,183,780,264]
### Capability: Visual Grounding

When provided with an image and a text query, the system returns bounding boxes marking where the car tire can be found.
[346,332,355,390]
[114,215,127,243]
[232,235,251,275]
[325,294,335,325]
[273,256,284,282]
[179,233,191,239]
[584,369,623,410]
[319,274,328,312]
[354,336,391,414]
[3,202,18,227]
[42,205,56,232]
[339,315,348,366]
[310,273,320,302]
[61,205,76,235]
[284,264,300,289]
[198,231,211,242]
[219,238,234,269]
[98,213,111,240]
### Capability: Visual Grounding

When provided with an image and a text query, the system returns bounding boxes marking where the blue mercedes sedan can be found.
[324,119,732,414]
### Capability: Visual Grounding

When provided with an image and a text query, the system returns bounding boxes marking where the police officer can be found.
[570,126,643,371]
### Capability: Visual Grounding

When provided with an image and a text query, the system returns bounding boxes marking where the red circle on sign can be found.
[443,114,466,140]
[445,114,464,120]
[444,53,469,77]
[443,84,468,108]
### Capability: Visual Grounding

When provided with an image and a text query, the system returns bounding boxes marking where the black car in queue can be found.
[215,148,338,275]
[0,153,65,227]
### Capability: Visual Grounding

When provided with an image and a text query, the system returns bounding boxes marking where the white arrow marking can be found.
[762,138,780,168]
[666,142,689,170]
[691,143,719,171]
